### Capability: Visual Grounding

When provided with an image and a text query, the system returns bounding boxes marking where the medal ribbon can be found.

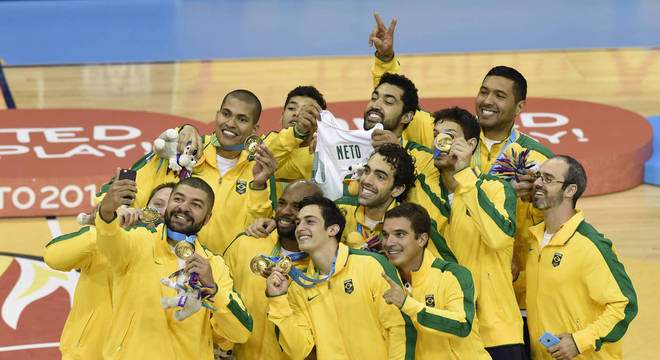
[166,228,197,246]
[210,132,245,151]
[268,249,338,289]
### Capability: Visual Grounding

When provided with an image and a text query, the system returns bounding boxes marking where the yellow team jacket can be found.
[400,249,491,360]
[335,198,395,249]
[526,210,637,360]
[222,231,309,360]
[267,243,415,359]
[44,226,112,360]
[95,214,253,359]
[407,155,522,347]
[474,129,554,310]
[97,127,302,255]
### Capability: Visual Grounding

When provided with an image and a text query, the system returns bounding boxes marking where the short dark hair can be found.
[173,177,215,210]
[485,66,527,102]
[377,73,419,115]
[433,107,481,145]
[555,155,587,208]
[370,143,416,202]
[385,203,431,239]
[284,86,327,110]
[222,89,262,123]
[147,182,175,205]
[298,194,346,241]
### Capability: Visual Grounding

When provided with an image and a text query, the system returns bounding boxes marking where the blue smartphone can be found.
[539,332,561,348]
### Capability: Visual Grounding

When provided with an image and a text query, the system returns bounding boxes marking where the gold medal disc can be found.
[174,241,195,260]
[276,257,293,275]
[140,207,160,224]
[435,133,455,153]
[250,255,274,277]
[244,135,263,161]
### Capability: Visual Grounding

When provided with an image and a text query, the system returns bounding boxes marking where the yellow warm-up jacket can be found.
[267,243,416,359]
[526,210,637,360]
[97,127,302,255]
[44,226,112,360]
[222,231,309,360]
[95,214,252,359]
[400,249,491,360]
[407,157,522,347]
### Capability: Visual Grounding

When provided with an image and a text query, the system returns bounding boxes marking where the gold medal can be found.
[435,133,454,153]
[276,257,293,275]
[250,255,274,277]
[140,207,160,224]
[174,241,195,260]
[244,135,263,161]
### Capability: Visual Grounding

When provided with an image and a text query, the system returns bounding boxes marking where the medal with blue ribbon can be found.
[167,228,197,260]
[250,250,337,289]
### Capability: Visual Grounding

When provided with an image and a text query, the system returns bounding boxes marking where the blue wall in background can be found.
[0,0,659,65]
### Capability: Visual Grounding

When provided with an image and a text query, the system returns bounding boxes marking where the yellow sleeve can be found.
[374,259,414,360]
[247,179,275,221]
[263,127,305,166]
[274,147,312,181]
[209,255,253,344]
[372,55,401,88]
[267,291,315,359]
[44,226,96,271]
[572,240,638,354]
[94,212,141,273]
[454,168,516,250]
[400,262,475,338]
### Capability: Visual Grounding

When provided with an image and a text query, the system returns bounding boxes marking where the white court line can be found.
[0,342,59,352]
[46,217,62,238]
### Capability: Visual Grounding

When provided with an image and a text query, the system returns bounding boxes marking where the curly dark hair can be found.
[370,143,416,202]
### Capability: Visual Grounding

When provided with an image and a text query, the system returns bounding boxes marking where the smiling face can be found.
[363,83,408,132]
[382,216,426,268]
[358,154,402,209]
[295,205,337,253]
[214,96,258,148]
[475,75,524,133]
[275,182,320,239]
[532,158,570,210]
[164,184,212,235]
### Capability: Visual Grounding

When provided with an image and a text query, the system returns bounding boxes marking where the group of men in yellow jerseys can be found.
[45,12,637,360]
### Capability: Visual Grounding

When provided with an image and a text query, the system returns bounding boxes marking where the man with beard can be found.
[265,194,414,359]
[336,143,417,252]
[44,182,174,360]
[407,107,523,359]
[95,176,252,359]
[221,180,322,360]
[526,156,637,360]
[381,203,491,360]
[98,89,316,256]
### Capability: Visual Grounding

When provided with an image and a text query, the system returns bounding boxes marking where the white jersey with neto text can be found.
[312,110,382,200]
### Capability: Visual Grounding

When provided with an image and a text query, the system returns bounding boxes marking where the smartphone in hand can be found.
[118,169,137,181]
[539,332,561,348]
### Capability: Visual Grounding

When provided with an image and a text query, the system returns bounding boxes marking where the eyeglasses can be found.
[536,173,566,185]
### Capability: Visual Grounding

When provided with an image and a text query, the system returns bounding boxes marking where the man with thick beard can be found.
[96,176,252,359]
[221,180,322,360]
